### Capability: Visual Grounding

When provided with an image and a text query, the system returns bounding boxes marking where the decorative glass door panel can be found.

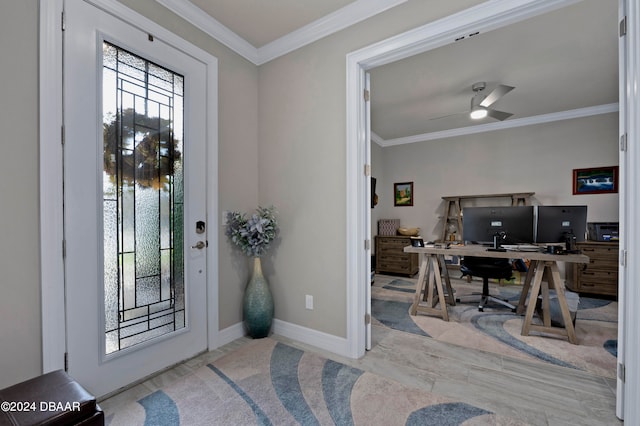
[102,42,185,354]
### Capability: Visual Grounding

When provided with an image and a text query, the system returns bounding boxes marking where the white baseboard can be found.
[215,322,245,348]
[272,319,350,358]
[215,319,351,359]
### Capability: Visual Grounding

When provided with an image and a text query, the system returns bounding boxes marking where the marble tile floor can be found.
[100,324,621,425]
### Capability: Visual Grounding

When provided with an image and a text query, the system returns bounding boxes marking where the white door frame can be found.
[364,72,372,351]
[39,0,219,373]
[346,0,637,421]
[619,0,640,420]
[616,0,627,416]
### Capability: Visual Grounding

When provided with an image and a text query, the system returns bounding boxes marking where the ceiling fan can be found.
[426,81,514,122]
[469,82,514,121]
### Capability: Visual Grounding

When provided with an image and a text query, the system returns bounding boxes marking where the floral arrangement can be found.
[225,206,278,258]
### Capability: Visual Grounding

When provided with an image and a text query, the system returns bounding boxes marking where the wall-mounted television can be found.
[462,206,535,245]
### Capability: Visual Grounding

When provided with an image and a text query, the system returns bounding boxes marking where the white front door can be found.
[64,0,209,397]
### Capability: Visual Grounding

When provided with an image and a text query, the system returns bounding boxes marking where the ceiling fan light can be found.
[470,92,488,120]
[470,106,487,119]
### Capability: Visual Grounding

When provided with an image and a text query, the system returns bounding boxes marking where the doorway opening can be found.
[346,0,631,419]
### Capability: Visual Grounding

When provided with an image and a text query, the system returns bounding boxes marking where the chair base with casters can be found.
[456,256,516,312]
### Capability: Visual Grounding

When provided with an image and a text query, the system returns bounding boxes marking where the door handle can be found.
[191,241,207,250]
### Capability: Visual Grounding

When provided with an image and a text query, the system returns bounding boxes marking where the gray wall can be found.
[0,0,41,389]
[374,113,620,242]
[258,0,484,337]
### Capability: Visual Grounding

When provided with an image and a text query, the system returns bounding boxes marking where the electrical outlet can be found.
[305,295,313,310]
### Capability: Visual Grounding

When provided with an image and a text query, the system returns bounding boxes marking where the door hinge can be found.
[61,125,65,146]
[62,240,66,259]
[620,16,627,37]
[64,352,69,372]
[364,164,371,177]
[621,249,627,267]
[363,89,370,102]
[365,313,371,325]
[618,362,625,382]
[61,11,66,31]
[364,239,370,250]
[620,133,627,152]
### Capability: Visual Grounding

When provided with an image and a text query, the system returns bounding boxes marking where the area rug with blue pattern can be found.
[372,276,618,378]
[106,338,527,425]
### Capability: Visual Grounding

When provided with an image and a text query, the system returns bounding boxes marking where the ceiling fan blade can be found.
[425,111,467,121]
[486,109,513,121]
[479,84,514,108]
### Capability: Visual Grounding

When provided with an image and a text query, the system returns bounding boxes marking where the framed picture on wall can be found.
[572,166,618,195]
[394,182,413,206]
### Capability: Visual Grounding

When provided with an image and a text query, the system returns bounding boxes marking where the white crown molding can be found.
[349,0,582,71]
[377,103,619,147]
[156,0,260,63]
[370,131,385,146]
[156,0,407,65]
[256,0,408,65]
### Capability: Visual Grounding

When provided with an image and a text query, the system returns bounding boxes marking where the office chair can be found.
[457,256,516,312]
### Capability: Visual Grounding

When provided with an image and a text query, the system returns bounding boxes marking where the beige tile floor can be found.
[100,288,621,425]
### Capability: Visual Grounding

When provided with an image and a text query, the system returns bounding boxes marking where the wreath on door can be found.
[103,108,181,190]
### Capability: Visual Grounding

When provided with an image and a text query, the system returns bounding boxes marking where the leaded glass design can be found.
[102,42,185,355]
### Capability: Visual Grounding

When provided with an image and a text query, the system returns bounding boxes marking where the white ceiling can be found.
[187,0,357,47]
[369,0,619,142]
[161,0,619,144]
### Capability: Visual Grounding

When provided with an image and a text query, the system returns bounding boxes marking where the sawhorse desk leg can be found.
[410,254,451,321]
[516,262,536,315]
[520,260,577,344]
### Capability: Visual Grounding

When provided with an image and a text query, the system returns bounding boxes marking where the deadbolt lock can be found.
[196,220,206,234]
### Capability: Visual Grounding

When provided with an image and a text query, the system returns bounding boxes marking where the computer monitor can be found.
[535,205,587,244]
[462,206,535,245]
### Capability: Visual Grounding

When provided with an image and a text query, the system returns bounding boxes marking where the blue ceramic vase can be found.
[243,257,274,338]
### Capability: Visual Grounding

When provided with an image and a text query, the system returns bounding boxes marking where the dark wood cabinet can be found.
[566,241,618,296]
[375,236,418,276]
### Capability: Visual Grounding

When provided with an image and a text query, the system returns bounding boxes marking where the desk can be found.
[404,245,589,344]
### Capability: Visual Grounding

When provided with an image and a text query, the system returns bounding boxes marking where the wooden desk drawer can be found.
[584,257,618,271]
[576,269,618,296]
[377,260,415,274]
[578,269,617,282]
[379,254,411,264]
[576,278,617,296]
[378,238,411,249]
[580,246,618,261]
[378,245,410,255]
[579,243,618,253]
